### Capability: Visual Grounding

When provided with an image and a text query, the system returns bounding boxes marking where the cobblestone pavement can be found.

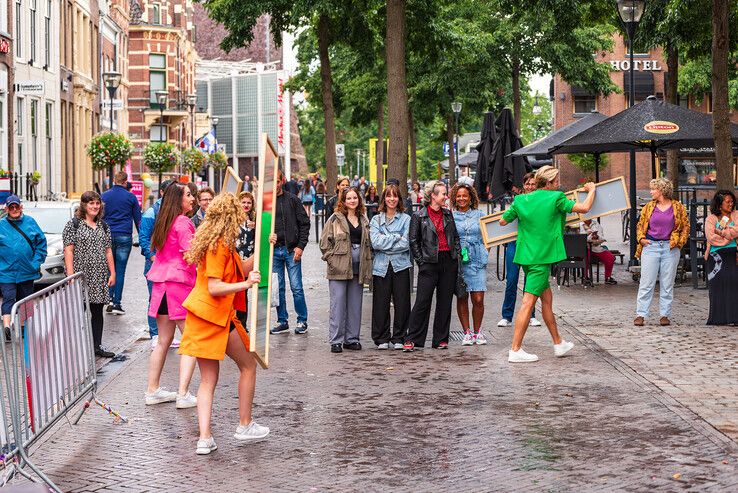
[7,215,738,491]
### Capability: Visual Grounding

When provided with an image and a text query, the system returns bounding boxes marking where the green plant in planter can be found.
[87,132,133,171]
[144,142,179,175]
[207,150,228,170]
[567,153,608,182]
[31,171,41,184]
[0,169,8,178]
[181,148,208,175]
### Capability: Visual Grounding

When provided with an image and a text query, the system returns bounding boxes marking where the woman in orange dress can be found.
[180,193,270,455]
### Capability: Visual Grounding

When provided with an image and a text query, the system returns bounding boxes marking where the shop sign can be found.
[644,120,679,134]
[609,60,662,71]
[0,39,9,54]
[15,81,45,94]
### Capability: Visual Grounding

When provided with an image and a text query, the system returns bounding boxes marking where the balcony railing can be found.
[130,89,191,111]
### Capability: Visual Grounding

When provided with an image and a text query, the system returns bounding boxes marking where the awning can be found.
[623,71,655,100]
[143,109,189,130]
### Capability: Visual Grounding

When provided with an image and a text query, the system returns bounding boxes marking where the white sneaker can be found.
[474,332,488,345]
[170,338,181,349]
[393,343,404,350]
[150,335,158,351]
[529,317,542,327]
[461,332,474,346]
[554,340,574,357]
[508,348,539,363]
[176,391,197,409]
[234,421,270,442]
[145,387,177,405]
[196,437,217,455]
[377,342,389,350]
[497,318,512,327]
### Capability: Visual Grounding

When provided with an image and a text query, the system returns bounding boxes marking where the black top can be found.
[348,218,362,245]
[274,191,311,251]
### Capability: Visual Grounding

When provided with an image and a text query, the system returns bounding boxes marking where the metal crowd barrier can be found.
[0,273,126,492]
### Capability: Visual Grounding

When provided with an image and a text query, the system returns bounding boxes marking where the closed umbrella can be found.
[489,108,530,199]
[473,112,496,201]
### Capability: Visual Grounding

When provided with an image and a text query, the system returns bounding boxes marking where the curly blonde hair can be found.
[185,193,245,266]
[649,177,674,199]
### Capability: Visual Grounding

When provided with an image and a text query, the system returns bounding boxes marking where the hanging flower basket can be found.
[31,171,41,185]
[87,132,133,171]
[181,148,208,175]
[207,150,228,171]
[143,142,179,174]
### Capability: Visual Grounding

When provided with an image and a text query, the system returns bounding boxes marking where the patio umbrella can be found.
[473,111,496,201]
[511,111,609,181]
[488,108,530,199]
[550,96,738,179]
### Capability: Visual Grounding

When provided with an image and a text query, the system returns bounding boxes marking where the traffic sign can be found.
[336,144,345,158]
[101,99,124,110]
[443,142,458,157]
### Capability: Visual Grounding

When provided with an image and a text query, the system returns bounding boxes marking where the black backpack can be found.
[72,217,110,235]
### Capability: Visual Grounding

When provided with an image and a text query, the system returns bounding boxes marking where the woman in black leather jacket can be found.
[403,180,460,351]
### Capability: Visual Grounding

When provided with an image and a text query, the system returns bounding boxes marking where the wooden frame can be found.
[564,190,582,225]
[574,176,630,221]
[221,166,243,195]
[248,135,278,369]
[480,210,519,248]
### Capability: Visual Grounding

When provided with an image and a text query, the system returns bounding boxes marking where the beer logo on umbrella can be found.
[644,121,680,134]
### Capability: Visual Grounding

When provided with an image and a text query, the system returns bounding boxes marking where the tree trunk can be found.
[712,0,734,190]
[447,113,456,186]
[665,43,680,191]
[376,101,385,187]
[317,14,338,194]
[386,0,410,188]
[409,107,417,184]
[512,54,522,135]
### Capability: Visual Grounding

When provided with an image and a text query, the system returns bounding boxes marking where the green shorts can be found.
[521,264,551,297]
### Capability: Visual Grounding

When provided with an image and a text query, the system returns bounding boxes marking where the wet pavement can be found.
[6,215,738,491]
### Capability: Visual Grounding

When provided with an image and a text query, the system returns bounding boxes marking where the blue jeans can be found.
[501,242,535,321]
[272,245,308,325]
[636,240,680,318]
[144,258,157,337]
[108,235,132,305]
[0,280,35,316]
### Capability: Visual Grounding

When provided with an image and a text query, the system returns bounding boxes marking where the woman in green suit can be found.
[499,166,596,363]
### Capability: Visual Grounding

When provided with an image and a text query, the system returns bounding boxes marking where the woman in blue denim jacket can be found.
[369,184,412,350]
[451,183,489,346]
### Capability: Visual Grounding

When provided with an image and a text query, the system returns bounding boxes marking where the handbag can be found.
[454,257,468,298]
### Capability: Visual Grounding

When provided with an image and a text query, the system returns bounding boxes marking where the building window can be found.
[31,100,37,172]
[46,102,52,190]
[152,3,161,24]
[15,0,21,58]
[17,143,22,173]
[678,94,689,108]
[573,95,596,114]
[150,124,168,142]
[0,0,8,33]
[16,97,23,136]
[30,0,36,63]
[44,0,50,68]
[149,54,166,104]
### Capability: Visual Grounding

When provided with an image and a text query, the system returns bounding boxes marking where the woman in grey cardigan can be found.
[319,187,373,353]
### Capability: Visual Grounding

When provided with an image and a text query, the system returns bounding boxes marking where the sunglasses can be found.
[6,204,20,210]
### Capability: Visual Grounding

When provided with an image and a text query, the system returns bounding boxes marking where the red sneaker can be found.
[402,341,415,352]
[438,341,449,350]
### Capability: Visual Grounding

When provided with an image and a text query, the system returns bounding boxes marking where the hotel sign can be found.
[609,60,662,71]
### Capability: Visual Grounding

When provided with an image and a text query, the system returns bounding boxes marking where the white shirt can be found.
[580,220,606,253]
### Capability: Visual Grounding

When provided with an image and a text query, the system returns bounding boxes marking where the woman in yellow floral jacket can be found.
[634,178,689,327]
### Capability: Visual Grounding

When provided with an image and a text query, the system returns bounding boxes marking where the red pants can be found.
[588,250,615,279]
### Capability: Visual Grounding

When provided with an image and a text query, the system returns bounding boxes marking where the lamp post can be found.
[532,94,542,116]
[212,116,219,189]
[451,101,462,185]
[186,94,198,180]
[617,0,645,266]
[156,90,168,185]
[102,71,121,189]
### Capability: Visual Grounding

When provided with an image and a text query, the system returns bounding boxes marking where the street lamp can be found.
[451,101,462,185]
[156,90,168,185]
[187,94,197,147]
[102,71,121,189]
[212,116,219,189]
[617,0,645,265]
[532,95,542,116]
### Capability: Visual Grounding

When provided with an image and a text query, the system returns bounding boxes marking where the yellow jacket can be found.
[635,200,689,259]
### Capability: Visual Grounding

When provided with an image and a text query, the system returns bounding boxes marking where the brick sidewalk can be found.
[7,228,738,492]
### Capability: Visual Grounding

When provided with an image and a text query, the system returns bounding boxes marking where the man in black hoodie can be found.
[270,169,311,335]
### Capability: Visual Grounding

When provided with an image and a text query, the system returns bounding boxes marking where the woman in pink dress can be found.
[145,183,198,409]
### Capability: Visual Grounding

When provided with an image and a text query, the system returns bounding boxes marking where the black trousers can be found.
[406,252,457,348]
[90,302,104,349]
[371,265,411,345]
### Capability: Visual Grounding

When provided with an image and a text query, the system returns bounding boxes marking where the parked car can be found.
[0,201,79,286]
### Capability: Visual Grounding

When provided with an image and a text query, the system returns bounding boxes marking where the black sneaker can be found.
[605,277,618,285]
[294,322,308,334]
[4,327,10,343]
[270,322,289,335]
[111,304,125,315]
[331,344,343,353]
[343,342,362,350]
[95,346,115,358]
[105,303,114,314]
